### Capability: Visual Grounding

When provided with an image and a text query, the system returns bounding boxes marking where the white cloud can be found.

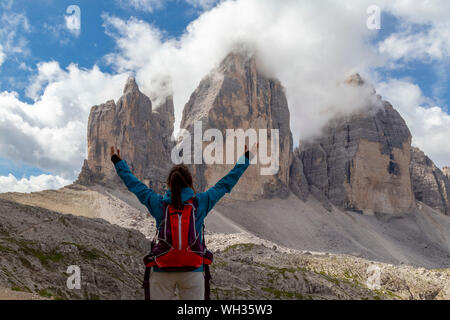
[0,44,5,67]
[103,0,449,167]
[186,0,219,10]
[104,0,386,142]
[115,0,218,12]
[378,0,450,63]
[379,30,447,62]
[0,174,71,193]
[116,0,165,12]
[377,79,450,168]
[381,0,450,26]
[1,0,13,10]
[0,10,30,58]
[0,63,128,181]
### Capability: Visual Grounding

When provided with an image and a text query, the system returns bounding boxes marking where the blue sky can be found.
[0,0,449,192]
[0,0,205,181]
[372,12,449,111]
[0,0,201,100]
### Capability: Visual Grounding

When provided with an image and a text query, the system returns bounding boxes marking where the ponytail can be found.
[167,165,194,210]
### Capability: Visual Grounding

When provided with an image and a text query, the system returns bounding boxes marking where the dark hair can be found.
[167,164,194,210]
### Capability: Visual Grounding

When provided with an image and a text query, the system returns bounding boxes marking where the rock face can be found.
[0,183,156,239]
[77,77,174,193]
[443,167,450,179]
[210,243,450,300]
[289,149,309,202]
[410,147,450,215]
[294,75,415,215]
[211,244,384,300]
[2,197,448,300]
[0,198,150,300]
[180,51,292,200]
[74,58,442,218]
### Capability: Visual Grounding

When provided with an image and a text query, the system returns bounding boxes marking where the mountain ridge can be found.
[1,49,449,299]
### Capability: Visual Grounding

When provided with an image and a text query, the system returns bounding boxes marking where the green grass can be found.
[61,242,103,260]
[254,262,299,274]
[88,293,101,300]
[0,243,14,253]
[374,289,401,300]
[37,288,67,300]
[209,259,228,269]
[24,247,65,267]
[0,229,10,237]
[262,287,309,300]
[2,237,65,267]
[317,271,340,285]
[37,289,53,298]
[2,267,32,293]
[223,243,256,253]
[11,286,32,293]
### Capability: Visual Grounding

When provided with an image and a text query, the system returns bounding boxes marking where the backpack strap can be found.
[193,197,212,300]
[201,223,212,300]
[191,197,199,215]
[202,223,206,245]
[204,264,211,300]
[143,266,151,300]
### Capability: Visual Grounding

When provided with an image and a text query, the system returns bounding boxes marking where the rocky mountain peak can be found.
[77,77,174,192]
[217,51,256,75]
[410,147,450,215]
[123,76,139,94]
[345,73,365,86]
[292,75,415,215]
[76,54,446,218]
[443,167,450,179]
[180,50,292,200]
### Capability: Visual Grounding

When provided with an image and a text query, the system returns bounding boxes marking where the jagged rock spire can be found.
[78,76,174,192]
[345,73,365,86]
[443,167,450,179]
[123,76,139,94]
[410,147,450,215]
[180,49,292,200]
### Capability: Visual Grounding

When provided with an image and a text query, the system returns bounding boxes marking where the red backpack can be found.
[142,198,213,300]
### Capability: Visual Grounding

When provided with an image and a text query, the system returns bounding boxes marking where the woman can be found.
[110,144,256,300]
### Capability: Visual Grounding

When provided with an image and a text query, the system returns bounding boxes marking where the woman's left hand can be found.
[110,146,121,158]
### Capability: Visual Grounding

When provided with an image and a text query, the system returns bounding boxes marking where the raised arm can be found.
[197,144,257,215]
[110,147,162,212]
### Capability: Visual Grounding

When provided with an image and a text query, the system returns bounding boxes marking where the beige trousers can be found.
[150,271,205,300]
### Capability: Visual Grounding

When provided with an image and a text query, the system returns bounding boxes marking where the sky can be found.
[0,0,449,193]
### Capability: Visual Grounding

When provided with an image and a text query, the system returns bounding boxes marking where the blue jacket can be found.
[113,155,251,272]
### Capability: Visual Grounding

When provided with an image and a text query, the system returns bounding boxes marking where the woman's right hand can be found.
[245,143,258,154]
[244,143,258,159]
